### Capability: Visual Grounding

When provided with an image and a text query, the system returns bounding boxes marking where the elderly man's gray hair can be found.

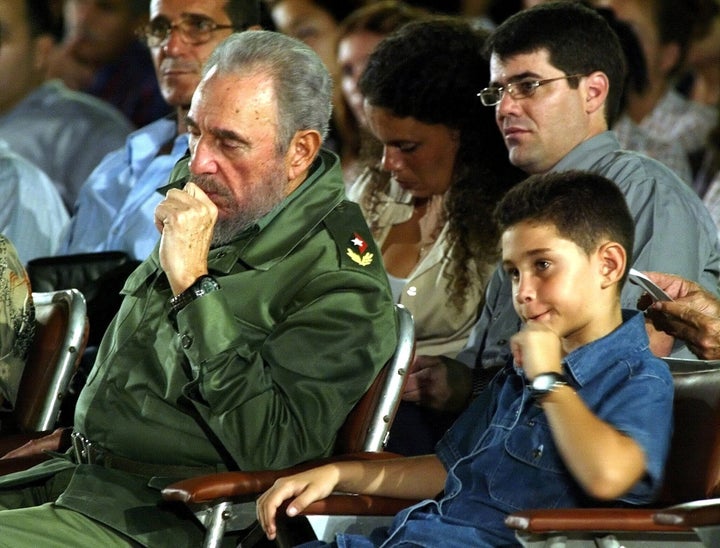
[202,30,333,152]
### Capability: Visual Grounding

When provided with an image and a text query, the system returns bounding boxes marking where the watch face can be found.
[532,372,566,392]
[198,276,220,294]
[533,374,555,392]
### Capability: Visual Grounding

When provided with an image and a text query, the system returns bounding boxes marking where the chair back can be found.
[12,289,88,433]
[659,367,720,503]
[334,304,415,454]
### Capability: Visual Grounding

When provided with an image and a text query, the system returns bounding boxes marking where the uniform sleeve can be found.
[177,269,397,470]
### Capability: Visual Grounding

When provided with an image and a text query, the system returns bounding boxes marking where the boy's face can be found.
[501,220,610,351]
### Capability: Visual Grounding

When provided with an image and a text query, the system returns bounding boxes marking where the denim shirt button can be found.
[527,419,535,426]
[497,339,507,345]
[533,444,544,459]
[181,334,193,348]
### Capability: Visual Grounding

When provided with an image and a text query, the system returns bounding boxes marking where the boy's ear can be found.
[597,241,626,289]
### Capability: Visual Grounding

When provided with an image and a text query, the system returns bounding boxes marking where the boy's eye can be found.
[535,260,550,271]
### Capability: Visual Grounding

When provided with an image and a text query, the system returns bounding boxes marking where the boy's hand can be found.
[256,465,340,540]
[510,322,562,380]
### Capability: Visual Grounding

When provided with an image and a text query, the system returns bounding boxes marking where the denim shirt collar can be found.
[563,309,649,387]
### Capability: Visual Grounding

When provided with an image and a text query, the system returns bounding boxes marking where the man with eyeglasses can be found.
[0,29,396,547]
[405,3,720,418]
[60,0,257,264]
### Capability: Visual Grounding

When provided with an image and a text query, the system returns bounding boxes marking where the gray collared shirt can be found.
[457,131,720,368]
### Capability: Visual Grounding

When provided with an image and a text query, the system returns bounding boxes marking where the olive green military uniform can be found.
[0,150,397,546]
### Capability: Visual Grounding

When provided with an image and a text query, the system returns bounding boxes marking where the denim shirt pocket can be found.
[487,412,574,511]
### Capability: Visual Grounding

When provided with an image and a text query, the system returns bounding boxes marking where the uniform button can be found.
[497,339,507,345]
[217,251,227,258]
[181,334,192,348]
[406,286,417,297]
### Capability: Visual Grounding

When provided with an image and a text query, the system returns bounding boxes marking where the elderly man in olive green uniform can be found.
[0,30,397,547]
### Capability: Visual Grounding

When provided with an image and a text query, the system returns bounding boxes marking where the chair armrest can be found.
[161,451,404,505]
[301,494,418,516]
[654,498,720,527]
[504,507,688,534]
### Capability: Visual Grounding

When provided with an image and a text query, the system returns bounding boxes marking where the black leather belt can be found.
[71,431,221,478]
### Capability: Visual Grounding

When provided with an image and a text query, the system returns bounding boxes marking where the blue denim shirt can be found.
[333,310,674,547]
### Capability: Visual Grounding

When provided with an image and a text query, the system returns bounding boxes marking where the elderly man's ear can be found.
[285,129,322,185]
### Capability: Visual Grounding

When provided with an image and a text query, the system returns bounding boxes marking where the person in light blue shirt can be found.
[0,0,133,212]
[60,115,188,260]
[0,141,69,264]
[60,0,259,260]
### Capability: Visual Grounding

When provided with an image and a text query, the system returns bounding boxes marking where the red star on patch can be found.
[351,233,368,254]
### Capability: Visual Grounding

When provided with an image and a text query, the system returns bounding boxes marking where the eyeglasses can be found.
[477,74,585,106]
[140,14,236,47]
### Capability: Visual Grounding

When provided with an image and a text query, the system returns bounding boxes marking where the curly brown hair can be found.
[359,17,524,309]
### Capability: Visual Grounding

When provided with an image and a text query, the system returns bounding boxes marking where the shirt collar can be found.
[551,131,620,173]
[562,309,648,387]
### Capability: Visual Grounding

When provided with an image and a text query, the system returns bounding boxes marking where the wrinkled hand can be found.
[154,182,218,295]
[256,465,339,540]
[640,272,720,360]
[1,427,65,459]
[402,355,472,413]
[510,322,562,380]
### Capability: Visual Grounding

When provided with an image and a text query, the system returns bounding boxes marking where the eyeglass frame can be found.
[139,13,239,48]
[477,74,586,107]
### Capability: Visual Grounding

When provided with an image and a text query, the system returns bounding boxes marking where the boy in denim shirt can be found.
[257,170,675,547]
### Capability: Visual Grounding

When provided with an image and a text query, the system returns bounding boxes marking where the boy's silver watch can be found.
[529,372,569,401]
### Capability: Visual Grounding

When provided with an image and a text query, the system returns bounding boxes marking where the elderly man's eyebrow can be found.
[185,115,250,144]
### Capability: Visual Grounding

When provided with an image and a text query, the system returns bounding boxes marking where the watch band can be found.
[169,275,220,320]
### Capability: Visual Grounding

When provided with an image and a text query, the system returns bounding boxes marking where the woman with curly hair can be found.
[350,17,523,358]
[349,18,524,453]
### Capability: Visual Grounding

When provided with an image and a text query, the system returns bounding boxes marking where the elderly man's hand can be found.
[640,272,720,360]
[154,182,218,295]
[403,355,472,413]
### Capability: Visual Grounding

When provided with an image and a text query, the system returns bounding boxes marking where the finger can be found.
[256,491,279,540]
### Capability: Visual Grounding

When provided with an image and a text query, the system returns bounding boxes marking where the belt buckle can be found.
[71,431,95,464]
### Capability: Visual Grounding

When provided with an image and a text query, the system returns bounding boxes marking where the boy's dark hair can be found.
[495,170,635,285]
[226,0,261,29]
[483,2,627,127]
